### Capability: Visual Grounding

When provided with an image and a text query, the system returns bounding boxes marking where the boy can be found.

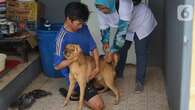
[54,2,104,110]
[116,0,157,93]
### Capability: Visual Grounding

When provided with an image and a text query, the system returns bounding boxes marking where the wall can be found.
[39,0,80,23]
[165,0,183,109]
[148,0,165,67]
[165,0,194,109]
[189,1,195,110]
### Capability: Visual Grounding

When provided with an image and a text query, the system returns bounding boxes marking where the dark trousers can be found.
[116,33,151,85]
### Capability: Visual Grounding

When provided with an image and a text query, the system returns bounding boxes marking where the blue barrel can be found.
[37,24,63,77]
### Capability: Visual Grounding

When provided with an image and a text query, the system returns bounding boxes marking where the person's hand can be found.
[104,52,113,63]
[103,43,109,53]
[89,67,99,80]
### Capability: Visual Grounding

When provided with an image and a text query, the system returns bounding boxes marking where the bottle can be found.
[7,21,15,34]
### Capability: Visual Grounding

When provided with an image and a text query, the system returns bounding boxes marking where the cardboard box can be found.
[6,0,44,31]
[7,0,39,22]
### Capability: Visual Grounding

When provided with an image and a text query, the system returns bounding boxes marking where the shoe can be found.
[115,68,124,79]
[59,88,79,101]
[135,81,144,94]
[28,89,52,99]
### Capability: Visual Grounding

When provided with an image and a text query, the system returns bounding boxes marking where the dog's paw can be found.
[114,99,119,105]
[64,99,68,106]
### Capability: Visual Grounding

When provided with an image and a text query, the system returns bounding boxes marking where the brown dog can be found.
[63,44,119,110]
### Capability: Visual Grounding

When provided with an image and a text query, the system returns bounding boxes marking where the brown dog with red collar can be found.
[63,44,119,110]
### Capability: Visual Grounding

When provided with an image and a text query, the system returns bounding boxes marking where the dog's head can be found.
[64,44,82,60]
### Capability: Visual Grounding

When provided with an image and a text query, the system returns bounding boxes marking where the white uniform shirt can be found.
[96,0,133,30]
[118,0,133,21]
[126,3,157,41]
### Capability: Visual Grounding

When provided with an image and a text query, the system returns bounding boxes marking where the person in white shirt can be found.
[116,0,157,93]
[95,0,157,93]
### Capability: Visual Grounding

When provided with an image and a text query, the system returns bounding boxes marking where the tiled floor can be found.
[9,65,169,110]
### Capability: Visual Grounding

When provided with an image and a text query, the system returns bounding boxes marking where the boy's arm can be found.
[54,54,78,70]
[93,48,100,70]
[54,59,73,70]
[84,24,100,79]
[89,48,100,80]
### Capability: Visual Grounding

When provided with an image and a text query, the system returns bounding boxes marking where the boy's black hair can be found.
[132,0,141,6]
[64,2,89,22]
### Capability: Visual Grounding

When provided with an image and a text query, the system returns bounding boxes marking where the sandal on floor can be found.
[59,88,79,101]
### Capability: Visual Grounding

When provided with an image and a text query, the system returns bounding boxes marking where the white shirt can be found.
[126,3,157,41]
[96,0,133,29]
[119,0,133,21]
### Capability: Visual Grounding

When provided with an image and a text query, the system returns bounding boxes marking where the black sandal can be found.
[59,88,79,101]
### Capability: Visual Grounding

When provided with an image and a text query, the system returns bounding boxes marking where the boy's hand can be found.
[89,67,99,80]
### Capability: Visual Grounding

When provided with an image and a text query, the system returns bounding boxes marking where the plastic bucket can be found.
[0,53,7,72]
[37,24,63,77]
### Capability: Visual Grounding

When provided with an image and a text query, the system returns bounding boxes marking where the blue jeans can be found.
[116,33,151,85]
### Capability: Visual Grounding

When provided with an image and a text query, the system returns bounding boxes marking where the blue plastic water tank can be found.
[37,24,63,77]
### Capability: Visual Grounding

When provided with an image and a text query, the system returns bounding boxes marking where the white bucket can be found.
[0,53,7,72]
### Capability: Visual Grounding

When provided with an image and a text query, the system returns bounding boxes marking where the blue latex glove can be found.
[111,19,129,53]
[100,27,110,44]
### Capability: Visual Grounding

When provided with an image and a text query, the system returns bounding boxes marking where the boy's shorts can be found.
[59,81,97,101]
[84,82,98,101]
[64,79,97,101]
